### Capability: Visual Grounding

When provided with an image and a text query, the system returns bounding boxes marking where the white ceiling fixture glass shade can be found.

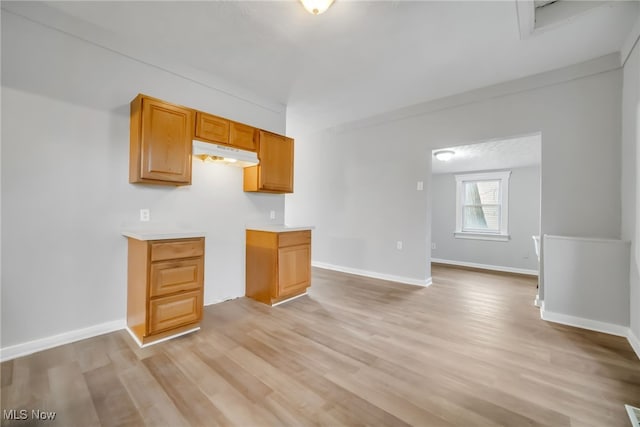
[434,150,455,161]
[300,0,334,15]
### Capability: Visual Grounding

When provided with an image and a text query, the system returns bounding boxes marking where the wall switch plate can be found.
[140,209,150,222]
[417,181,424,191]
[396,241,403,250]
[431,243,436,250]
[269,210,276,220]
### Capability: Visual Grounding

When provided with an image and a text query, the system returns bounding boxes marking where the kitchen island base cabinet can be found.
[126,236,204,346]
[246,230,311,305]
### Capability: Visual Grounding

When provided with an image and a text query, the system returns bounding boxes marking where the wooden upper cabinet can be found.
[130,94,194,186]
[244,130,294,193]
[129,94,294,191]
[229,121,257,152]
[195,112,229,145]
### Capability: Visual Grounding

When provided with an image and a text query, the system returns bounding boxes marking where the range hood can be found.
[192,140,259,167]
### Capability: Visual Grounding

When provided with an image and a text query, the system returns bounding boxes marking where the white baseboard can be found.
[125,326,200,349]
[312,261,432,287]
[540,307,629,337]
[0,319,125,362]
[628,329,640,360]
[431,258,538,276]
[272,292,308,307]
[534,294,543,308]
[541,308,640,360]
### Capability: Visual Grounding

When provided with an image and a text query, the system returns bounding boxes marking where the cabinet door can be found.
[140,98,193,184]
[229,122,257,152]
[277,244,310,298]
[195,112,229,144]
[258,131,293,193]
[148,290,202,335]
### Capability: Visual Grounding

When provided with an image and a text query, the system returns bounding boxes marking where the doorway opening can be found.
[430,133,542,302]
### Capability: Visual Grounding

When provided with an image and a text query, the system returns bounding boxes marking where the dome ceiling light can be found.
[300,0,335,15]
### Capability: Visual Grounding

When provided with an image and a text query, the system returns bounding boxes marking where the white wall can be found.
[543,235,630,331]
[1,12,286,349]
[621,37,640,344]
[287,54,622,300]
[432,166,540,273]
[286,121,431,284]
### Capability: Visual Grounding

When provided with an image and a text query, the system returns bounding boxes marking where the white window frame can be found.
[454,171,511,241]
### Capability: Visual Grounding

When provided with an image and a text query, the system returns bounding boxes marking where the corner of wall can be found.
[628,328,640,360]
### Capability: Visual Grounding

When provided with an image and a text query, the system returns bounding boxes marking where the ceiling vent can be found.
[516,0,608,39]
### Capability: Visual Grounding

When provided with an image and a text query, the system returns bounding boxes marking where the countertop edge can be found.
[245,225,315,232]
[122,230,207,241]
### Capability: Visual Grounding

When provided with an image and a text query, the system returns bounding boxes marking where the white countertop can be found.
[246,224,315,233]
[122,228,206,241]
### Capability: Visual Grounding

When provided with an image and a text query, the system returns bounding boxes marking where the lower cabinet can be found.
[126,237,204,345]
[246,229,311,305]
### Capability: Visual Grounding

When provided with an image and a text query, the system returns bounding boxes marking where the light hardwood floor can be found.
[2,265,639,426]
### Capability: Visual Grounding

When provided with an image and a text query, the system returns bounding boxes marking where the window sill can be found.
[454,232,510,242]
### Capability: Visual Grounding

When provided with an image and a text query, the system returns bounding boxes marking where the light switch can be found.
[397,241,403,250]
[417,181,424,191]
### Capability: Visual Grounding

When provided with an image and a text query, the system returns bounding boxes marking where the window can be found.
[454,171,511,241]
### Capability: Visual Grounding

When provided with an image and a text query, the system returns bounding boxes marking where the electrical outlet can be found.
[140,209,150,222]
[431,243,436,250]
[417,181,424,191]
[396,241,403,250]
[269,210,276,220]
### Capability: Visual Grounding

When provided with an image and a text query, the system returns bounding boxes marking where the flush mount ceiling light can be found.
[434,150,455,161]
[300,0,335,15]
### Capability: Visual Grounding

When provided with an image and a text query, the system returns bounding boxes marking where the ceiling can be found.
[431,134,541,175]
[2,1,639,130]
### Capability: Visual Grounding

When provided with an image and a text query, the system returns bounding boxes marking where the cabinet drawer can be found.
[195,112,229,144]
[151,239,204,261]
[150,258,203,298]
[278,231,311,248]
[148,290,202,335]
